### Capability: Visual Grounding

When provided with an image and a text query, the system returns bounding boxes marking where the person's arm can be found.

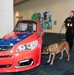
[62,22,65,27]
[62,18,67,27]
[59,19,66,33]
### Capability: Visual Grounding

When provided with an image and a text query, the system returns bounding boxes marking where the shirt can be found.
[64,17,74,29]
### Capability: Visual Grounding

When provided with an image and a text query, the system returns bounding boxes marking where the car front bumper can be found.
[0,47,41,73]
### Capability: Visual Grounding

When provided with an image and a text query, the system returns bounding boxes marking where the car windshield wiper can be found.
[13,30,20,32]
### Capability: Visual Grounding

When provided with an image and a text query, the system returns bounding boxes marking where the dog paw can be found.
[59,57,62,60]
[50,62,53,65]
[47,60,50,63]
[67,59,70,61]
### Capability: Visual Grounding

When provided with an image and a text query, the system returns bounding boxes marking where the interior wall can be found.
[0,0,13,38]
[14,0,74,33]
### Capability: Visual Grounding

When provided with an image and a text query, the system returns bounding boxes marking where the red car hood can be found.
[0,32,35,46]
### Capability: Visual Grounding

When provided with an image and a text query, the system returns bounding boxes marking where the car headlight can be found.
[17,40,38,52]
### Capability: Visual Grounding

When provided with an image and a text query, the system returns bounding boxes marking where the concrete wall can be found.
[0,0,13,38]
[14,0,74,33]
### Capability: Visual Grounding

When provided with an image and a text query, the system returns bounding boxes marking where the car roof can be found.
[18,19,38,23]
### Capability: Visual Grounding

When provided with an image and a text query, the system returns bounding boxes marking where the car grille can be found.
[0,64,12,68]
[0,46,13,52]
[0,55,12,58]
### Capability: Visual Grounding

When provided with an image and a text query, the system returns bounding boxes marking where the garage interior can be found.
[0,0,74,75]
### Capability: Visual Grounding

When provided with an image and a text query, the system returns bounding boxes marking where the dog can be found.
[43,41,70,65]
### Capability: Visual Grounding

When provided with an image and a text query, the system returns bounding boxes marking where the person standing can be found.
[60,11,74,50]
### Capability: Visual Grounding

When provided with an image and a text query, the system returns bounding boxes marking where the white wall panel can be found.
[0,0,13,38]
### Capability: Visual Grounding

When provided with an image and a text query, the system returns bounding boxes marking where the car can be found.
[0,20,44,73]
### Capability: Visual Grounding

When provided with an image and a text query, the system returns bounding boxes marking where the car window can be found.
[33,23,36,31]
[14,22,37,32]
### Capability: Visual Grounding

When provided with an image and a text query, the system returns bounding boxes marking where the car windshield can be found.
[14,21,37,32]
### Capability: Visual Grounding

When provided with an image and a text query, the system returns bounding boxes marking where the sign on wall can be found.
[31,12,52,29]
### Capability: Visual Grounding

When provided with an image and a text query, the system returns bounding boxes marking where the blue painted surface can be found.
[0,32,33,46]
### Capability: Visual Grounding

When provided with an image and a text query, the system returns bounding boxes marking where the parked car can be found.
[0,20,44,72]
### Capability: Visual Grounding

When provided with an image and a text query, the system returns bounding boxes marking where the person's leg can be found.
[69,29,74,50]
[66,29,73,50]
[69,34,73,49]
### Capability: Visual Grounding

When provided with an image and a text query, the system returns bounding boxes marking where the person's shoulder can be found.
[66,17,70,19]
[64,17,69,22]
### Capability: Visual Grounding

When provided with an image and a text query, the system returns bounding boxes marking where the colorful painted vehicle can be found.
[0,20,44,72]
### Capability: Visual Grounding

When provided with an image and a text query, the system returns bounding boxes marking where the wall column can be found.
[0,0,13,38]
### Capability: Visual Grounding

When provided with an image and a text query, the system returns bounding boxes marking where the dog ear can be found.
[44,46,49,52]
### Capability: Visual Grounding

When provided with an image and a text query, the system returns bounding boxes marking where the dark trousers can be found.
[66,28,74,49]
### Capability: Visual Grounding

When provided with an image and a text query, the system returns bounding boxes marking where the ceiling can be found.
[14,0,29,5]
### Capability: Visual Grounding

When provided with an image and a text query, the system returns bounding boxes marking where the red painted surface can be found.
[0,20,44,73]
